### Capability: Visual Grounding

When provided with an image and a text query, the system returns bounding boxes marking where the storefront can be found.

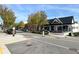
[44,16,77,33]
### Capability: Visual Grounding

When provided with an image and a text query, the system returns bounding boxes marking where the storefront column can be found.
[54,26,58,32]
[62,25,63,32]
[68,26,69,32]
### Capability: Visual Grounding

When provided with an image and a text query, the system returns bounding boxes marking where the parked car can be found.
[6,28,16,34]
[22,28,28,32]
[6,28,13,34]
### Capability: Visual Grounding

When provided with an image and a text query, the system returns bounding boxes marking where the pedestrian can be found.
[12,27,16,37]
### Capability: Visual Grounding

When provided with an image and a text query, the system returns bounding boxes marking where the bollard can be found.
[48,31,50,35]
[42,31,45,37]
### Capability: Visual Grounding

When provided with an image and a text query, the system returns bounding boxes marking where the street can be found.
[6,32,79,54]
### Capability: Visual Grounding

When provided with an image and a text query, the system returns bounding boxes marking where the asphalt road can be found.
[6,32,79,54]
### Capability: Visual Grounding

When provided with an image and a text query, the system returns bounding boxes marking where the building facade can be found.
[44,16,79,33]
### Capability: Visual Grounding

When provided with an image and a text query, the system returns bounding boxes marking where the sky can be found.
[1,4,79,23]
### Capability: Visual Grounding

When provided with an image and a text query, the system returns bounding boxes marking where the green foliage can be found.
[68,32,79,36]
[27,11,48,31]
[73,32,79,36]
[31,31,49,35]
[0,5,16,29]
[17,21,25,29]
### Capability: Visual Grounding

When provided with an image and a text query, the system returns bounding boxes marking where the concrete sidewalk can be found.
[0,33,30,54]
[0,44,10,54]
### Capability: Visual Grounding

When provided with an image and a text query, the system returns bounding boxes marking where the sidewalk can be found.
[0,44,10,54]
[0,33,30,54]
[49,33,65,38]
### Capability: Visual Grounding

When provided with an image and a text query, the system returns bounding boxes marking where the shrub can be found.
[73,32,79,36]
[68,33,72,36]
[31,30,49,35]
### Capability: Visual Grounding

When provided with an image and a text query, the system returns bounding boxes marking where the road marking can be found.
[34,35,79,43]
[33,37,79,53]
[33,36,79,53]
[0,47,3,54]
[44,35,79,43]
[50,36,79,43]
[33,37,69,49]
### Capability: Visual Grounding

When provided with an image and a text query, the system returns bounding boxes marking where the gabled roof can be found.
[51,18,63,24]
[48,16,74,25]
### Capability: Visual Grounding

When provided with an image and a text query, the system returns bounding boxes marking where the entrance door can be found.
[54,26,58,32]
[51,26,54,32]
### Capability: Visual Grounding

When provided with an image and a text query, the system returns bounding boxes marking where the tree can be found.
[27,11,48,31]
[0,5,16,31]
[18,21,25,29]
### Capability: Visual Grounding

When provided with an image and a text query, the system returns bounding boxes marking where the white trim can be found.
[72,18,74,23]
[52,18,63,24]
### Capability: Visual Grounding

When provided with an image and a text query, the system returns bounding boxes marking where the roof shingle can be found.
[48,16,74,25]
